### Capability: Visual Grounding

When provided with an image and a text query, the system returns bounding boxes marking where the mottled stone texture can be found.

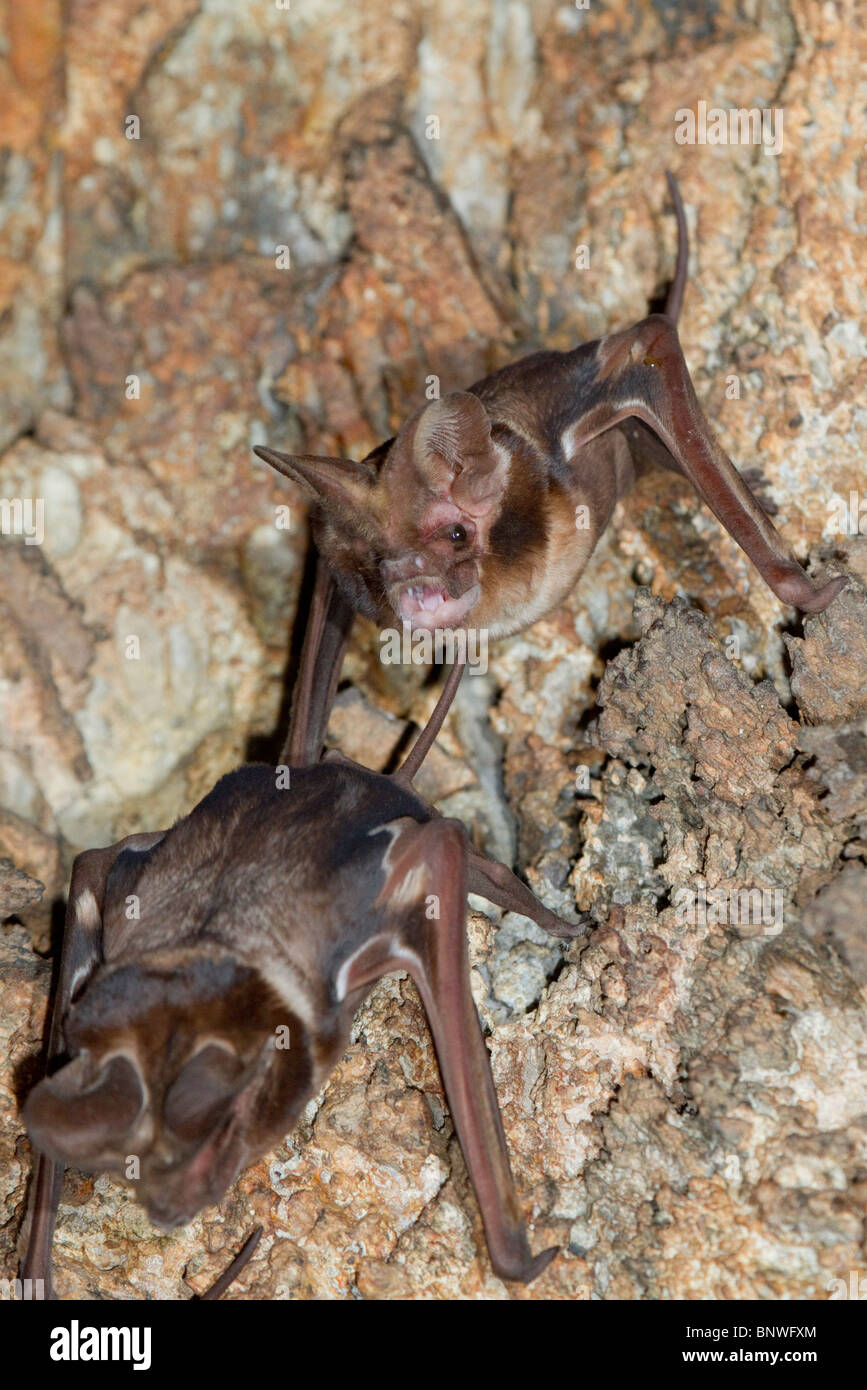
[1,1,865,1299]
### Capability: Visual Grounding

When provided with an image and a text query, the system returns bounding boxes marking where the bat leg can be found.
[568,314,849,614]
[663,170,688,324]
[19,831,165,1297]
[18,1152,63,1300]
[393,658,466,786]
[199,1226,263,1300]
[467,850,590,940]
[388,660,586,940]
[360,817,558,1283]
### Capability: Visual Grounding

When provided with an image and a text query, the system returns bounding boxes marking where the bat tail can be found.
[663,171,688,324]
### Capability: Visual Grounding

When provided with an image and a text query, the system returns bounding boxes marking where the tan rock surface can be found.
[1,1,865,1299]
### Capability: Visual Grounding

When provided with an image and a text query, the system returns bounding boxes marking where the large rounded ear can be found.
[163,1043,253,1145]
[387,393,503,513]
[253,447,376,515]
[23,1052,145,1165]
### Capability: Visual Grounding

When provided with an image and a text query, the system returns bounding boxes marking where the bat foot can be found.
[799,573,850,613]
[774,570,850,613]
[466,850,591,940]
[533,907,593,940]
[495,1244,560,1284]
[524,1244,560,1282]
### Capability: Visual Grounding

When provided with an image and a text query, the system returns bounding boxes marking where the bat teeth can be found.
[394,577,472,628]
[402,582,448,613]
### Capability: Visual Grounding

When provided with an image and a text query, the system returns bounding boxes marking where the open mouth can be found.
[392,579,481,630]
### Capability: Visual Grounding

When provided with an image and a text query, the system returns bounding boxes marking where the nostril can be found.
[382,555,426,585]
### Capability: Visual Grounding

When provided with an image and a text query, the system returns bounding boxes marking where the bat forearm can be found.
[566,315,848,613]
[283,556,352,766]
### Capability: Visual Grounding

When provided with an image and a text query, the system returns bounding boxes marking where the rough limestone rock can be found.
[1,1,865,1299]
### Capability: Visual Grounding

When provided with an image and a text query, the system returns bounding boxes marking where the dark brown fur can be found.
[21,709,582,1293]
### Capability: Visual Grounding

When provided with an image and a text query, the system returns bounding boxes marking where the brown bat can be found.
[255,173,847,763]
[19,665,579,1300]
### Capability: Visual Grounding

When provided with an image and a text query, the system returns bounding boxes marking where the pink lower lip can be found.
[394,581,481,629]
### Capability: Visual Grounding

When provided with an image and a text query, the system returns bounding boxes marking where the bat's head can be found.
[24,948,316,1229]
[254,392,512,633]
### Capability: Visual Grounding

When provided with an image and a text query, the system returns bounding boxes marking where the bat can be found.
[19,665,579,1300]
[254,173,848,762]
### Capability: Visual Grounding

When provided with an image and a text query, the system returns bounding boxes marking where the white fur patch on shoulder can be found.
[74,887,101,929]
[334,936,387,1003]
[372,818,431,907]
[388,862,430,907]
[334,934,423,1002]
[257,958,318,1031]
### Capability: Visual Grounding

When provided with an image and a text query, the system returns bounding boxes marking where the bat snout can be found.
[380,553,427,586]
[143,1194,192,1232]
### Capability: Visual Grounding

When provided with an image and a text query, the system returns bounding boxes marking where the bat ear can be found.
[390,393,504,515]
[163,1043,252,1144]
[253,446,376,514]
[23,1052,145,1165]
[141,1041,276,1229]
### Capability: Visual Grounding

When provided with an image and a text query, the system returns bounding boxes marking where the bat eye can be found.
[449,524,467,545]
